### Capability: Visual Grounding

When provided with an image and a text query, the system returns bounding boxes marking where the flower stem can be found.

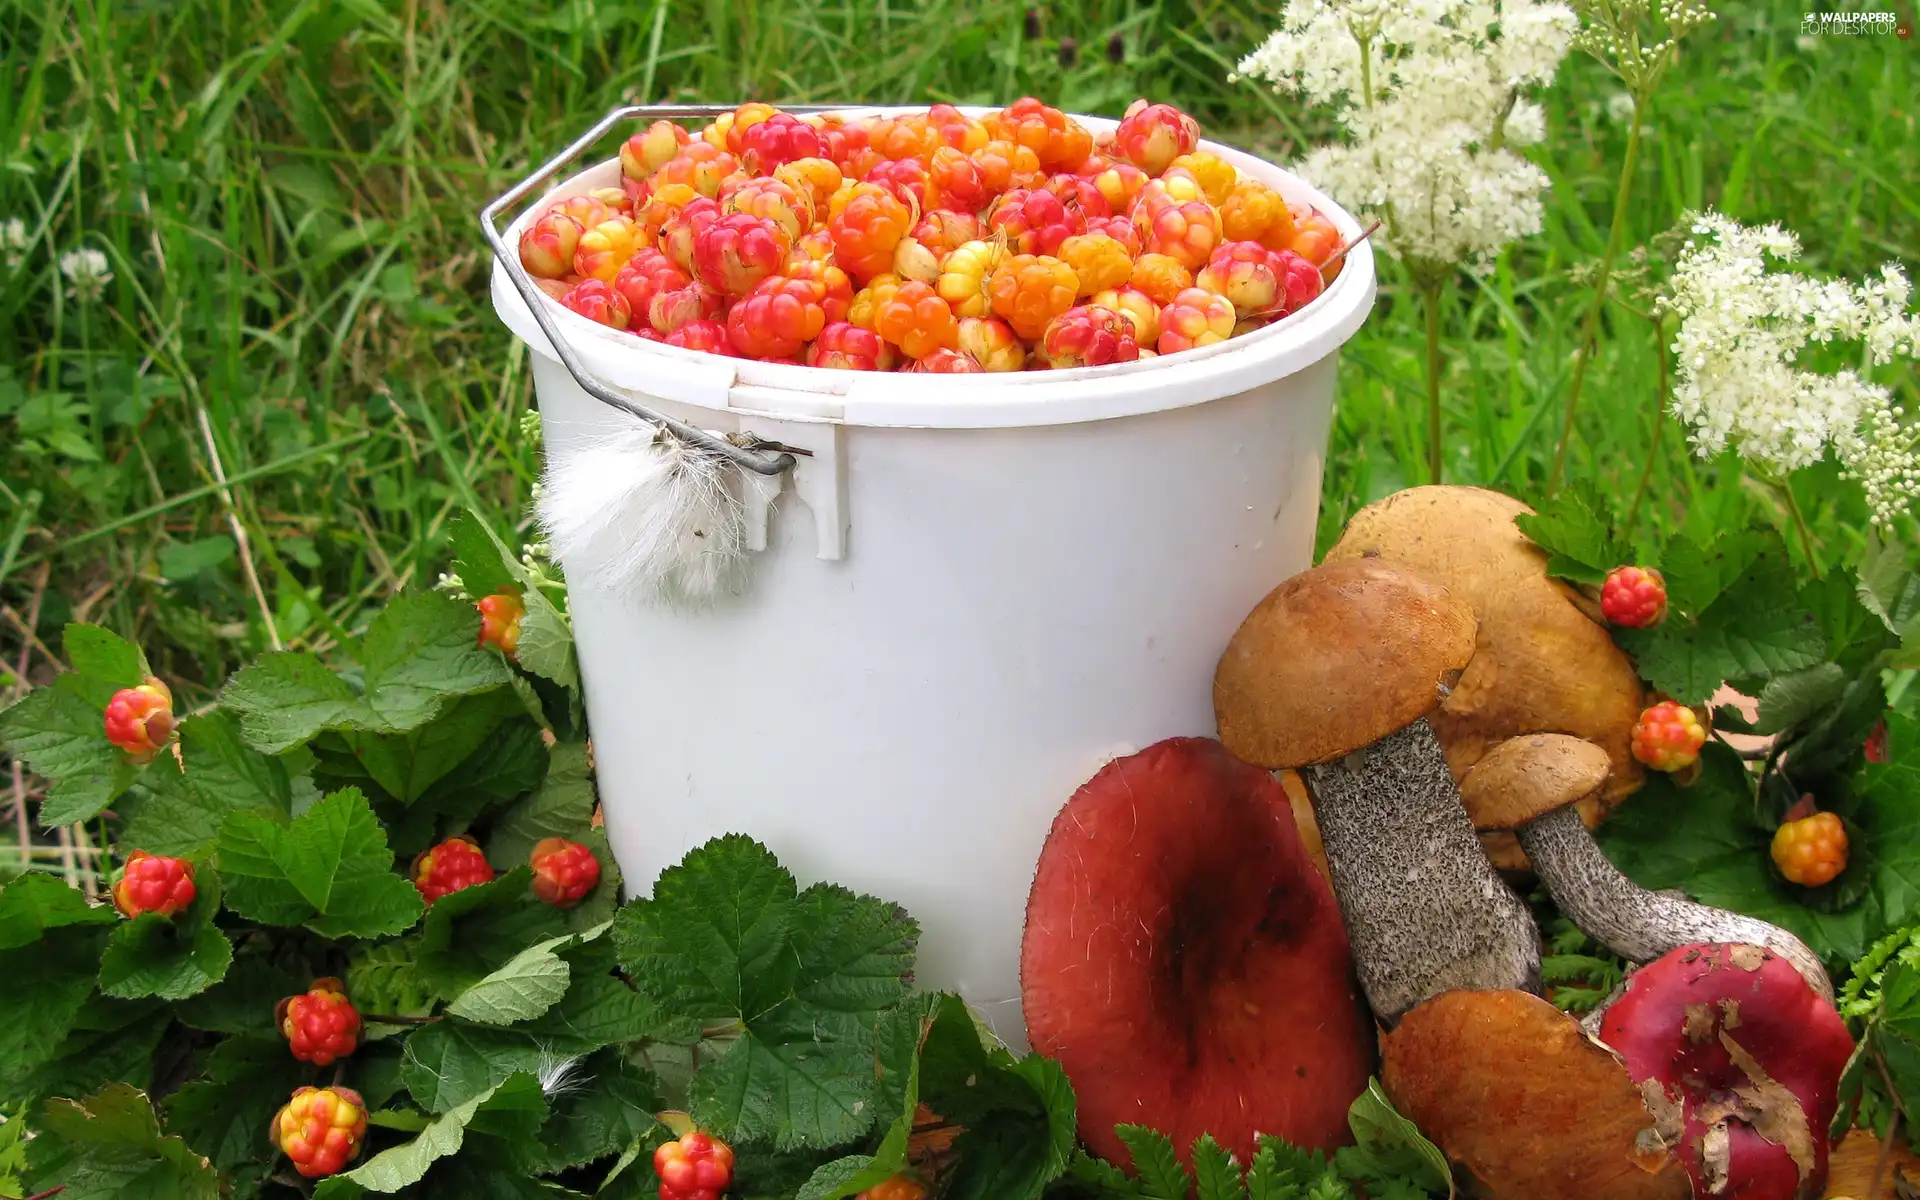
[1421,278,1446,485]
[1776,477,1822,579]
[1547,101,1647,494]
[1623,314,1668,542]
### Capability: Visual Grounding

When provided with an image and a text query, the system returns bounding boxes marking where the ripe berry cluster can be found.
[518,99,1346,372]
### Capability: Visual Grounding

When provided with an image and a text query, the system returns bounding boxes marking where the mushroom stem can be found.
[1516,804,1832,1001]
[1306,718,1542,1024]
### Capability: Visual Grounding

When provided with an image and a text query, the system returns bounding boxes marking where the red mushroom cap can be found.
[1598,942,1854,1200]
[1020,736,1374,1167]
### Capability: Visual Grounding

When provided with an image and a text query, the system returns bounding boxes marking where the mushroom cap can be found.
[1597,943,1855,1200]
[1213,557,1477,769]
[1460,734,1613,831]
[1324,486,1646,869]
[1381,988,1691,1200]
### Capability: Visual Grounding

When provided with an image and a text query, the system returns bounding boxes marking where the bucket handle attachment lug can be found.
[479,103,851,478]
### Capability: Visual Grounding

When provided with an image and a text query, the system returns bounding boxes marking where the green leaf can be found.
[345,689,524,804]
[1658,530,1768,618]
[414,719,549,822]
[1192,1135,1248,1200]
[0,871,115,949]
[523,1050,662,1174]
[1511,482,1627,586]
[796,995,937,1200]
[356,592,515,732]
[120,711,294,858]
[1346,1079,1452,1196]
[162,1038,310,1172]
[614,836,919,1150]
[1858,531,1920,636]
[315,1073,543,1196]
[917,994,1077,1200]
[98,873,233,1000]
[1855,714,1920,931]
[448,513,521,601]
[158,536,236,583]
[413,868,568,1002]
[0,925,110,1089]
[486,741,594,870]
[1114,1126,1190,1199]
[26,1083,220,1200]
[1754,662,1849,736]
[518,939,692,1047]
[217,786,425,938]
[220,651,363,753]
[398,1019,551,1114]
[444,931,574,1024]
[1617,555,1827,705]
[0,675,139,827]
[177,952,312,1038]
[63,624,147,691]
[514,585,578,694]
[347,939,437,1025]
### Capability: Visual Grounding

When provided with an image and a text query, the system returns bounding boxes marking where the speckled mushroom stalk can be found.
[1517,805,1831,1001]
[1214,557,1542,1025]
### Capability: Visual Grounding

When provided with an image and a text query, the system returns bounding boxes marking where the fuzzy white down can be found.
[535,415,747,606]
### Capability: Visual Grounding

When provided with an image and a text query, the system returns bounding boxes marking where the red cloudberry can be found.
[614,249,692,322]
[874,280,960,359]
[1088,161,1149,214]
[1195,240,1282,319]
[866,158,931,210]
[648,282,725,336]
[1600,566,1668,628]
[986,98,1093,172]
[1771,809,1848,888]
[655,1130,736,1200]
[988,188,1083,257]
[477,590,524,657]
[529,837,602,907]
[1631,701,1708,772]
[807,321,898,371]
[693,213,790,298]
[829,182,915,282]
[113,850,196,919]
[908,348,985,373]
[722,176,811,243]
[738,111,823,174]
[1090,286,1162,345]
[857,1176,929,1200]
[987,253,1078,341]
[272,1086,368,1179]
[1041,305,1140,368]
[1158,286,1235,354]
[1113,99,1201,175]
[928,146,991,212]
[412,835,494,905]
[560,279,631,330]
[1043,172,1113,221]
[728,276,829,360]
[660,196,722,274]
[664,319,734,355]
[519,211,584,279]
[653,142,739,199]
[1139,195,1222,271]
[1275,248,1324,314]
[928,103,989,152]
[278,978,361,1066]
[105,677,175,761]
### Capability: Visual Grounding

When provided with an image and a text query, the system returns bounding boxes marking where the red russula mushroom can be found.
[1598,943,1854,1200]
[1020,736,1373,1167]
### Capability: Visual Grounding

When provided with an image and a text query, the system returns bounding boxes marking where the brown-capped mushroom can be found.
[1214,557,1541,1023]
[1324,486,1646,870]
[1461,734,1831,1000]
[1381,988,1690,1200]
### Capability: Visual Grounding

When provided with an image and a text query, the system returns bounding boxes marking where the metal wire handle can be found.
[481,104,856,476]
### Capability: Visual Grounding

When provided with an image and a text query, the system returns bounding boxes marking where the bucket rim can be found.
[489,106,1377,429]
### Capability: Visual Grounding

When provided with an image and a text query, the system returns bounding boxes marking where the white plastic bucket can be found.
[491,110,1376,1045]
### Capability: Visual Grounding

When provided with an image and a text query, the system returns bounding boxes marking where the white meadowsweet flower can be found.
[1236,0,1576,271]
[2,218,26,271]
[1659,212,1920,524]
[58,246,112,304]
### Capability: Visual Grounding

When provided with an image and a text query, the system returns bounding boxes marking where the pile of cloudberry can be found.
[516,99,1347,371]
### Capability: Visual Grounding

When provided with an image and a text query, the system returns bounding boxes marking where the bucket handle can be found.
[479,104,848,478]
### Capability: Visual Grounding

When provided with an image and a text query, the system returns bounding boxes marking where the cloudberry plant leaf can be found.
[161,1037,308,1173]
[220,652,363,753]
[518,939,692,1048]
[1855,714,1920,933]
[0,872,115,949]
[1343,1080,1451,1196]
[414,869,569,1002]
[918,993,1077,1200]
[513,586,578,695]
[415,715,548,822]
[1510,481,1629,587]
[175,952,310,1039]
[119,711,294,858]
[1754,662,1848,735]
[448,512,521,602]
[11,996,168,1112]
[98,872,233,1001]
[62,623,148,698]
[613,835,918,1150]
[0,925,110,1091]
[521,1050,663,1175]
[347,939,437,1025]
[1615,553,1826,705]
[1857,530,1920,637]
[443,931,575,1025]
[796,993,937,1200]
[450,507,580,698]
[217,786,425,939]
[486,741,594,872]
[398,1020,552,1114]
[1656,530,1769,619]
[314,1073,541,1197]
[25,1083,219,1200]
[0,674,140,827]
[345,687,526,804]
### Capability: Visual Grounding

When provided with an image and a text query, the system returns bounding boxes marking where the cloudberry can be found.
[546,194,614,231]
[655,1130,735,1200]
[807,322,898,371]
[848,274,903,333]
[1113,99,1201,175]
[857,1176,929,1200]
[1041,305,1140,368]
[986,98,1093,171]
[1043,172,1113,221]
[867,114,938,163]
[928,103,989,153]
[1058,233,1134,296]
[1139,196,1222,271]
[648,282,725,336]
[773,157,843,217]
[972,139,1044,195]
[560,279,631,330]
[1091,286,1162,345]
[988,188,1083,256]
[664,319,734,355]
[1289,207,1342,273]
[477,590,525,657]
[987,253,1078,341]
[728,276,829,360]
[660,196,722,275]
[529,837,602,907]
[1630,701,1708,772]
[653,142,739,199]
[1771,810,1848,888]
[621,120,690,179]
[278,978,361,1066]
[105,677,175,761]
[113,850,196,919]
[693,213,790,298]
[1195,241,1281,319]
[573,217,644,282]
[1275,249,1324,314]
[719,103,777,155]
[912,208,984,257]
[1158,286,1235,354]
[738,111,823,173]
[271,1086,368,1179]
[893,237,942,285]
[1220,180,1297,251]
[829,182,915,282]
[1129,253,1193,306]
[866,158,931,210]
[1083,214,1142,256]
[1088,161,1149,214]
[1168,151,1236,206]
[1600,566,1669,628]
[908,348,984,373]
[785,257,855,323]
[956,316,1027,372]
[722,176,811,243]
[614,249,692,322]
[936,240,1003,319]
[519,211,584,279]
[874,280,960,359]
[412,835,494,905]
[928,146,991,212]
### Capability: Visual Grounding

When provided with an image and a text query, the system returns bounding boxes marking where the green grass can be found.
[0,0,1915,710]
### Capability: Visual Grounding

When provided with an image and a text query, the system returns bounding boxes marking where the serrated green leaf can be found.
[1658,530,1769,618]
[357,592,514,731]
[1192,1134,1247,1200]
[0,871,115,949]
[346,688,524,804]
[413,868,568,1002]
[1754,662,1849,735]
[1068,1149,1144,1197]
[523,1050,661,1174]
[1114,1126,1189,1200]
[1859,531,1920,636]
[177,952,312,1038]
[26,1083,219,1200]
[0,925,110,1089]
[519,940,692,1047]
[415,718,549,823]
[221,652,363,753]
[217,787,425,938]
[97,873,232,1000]
[515,586,577,693]
[1855,714,1920,931]
[444,932,573,1024]
[398,1020,551,1113]
[1346,1079,1452,1196]
[1244,1144,1285,1200]
[918,994,1076,1200]
[1511,483,1626,586]
[63,624,147,690]
[347,939,437,1026]
[316,1073,536,1196]
[486,741,594,870]
[448,513,521,602]
[119,712,293,858]
[796,994,937,1200]
[1,676,140,827]
[10,996,168,1110]
[162,1038,310,1172]
[1616,556,1827,704]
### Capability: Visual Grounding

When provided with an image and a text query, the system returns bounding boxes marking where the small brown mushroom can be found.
[1324,486,1646,870]
[1461,733,1831,1000]
[1215,557,1541,1023]
[1380,988,1691,1200]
